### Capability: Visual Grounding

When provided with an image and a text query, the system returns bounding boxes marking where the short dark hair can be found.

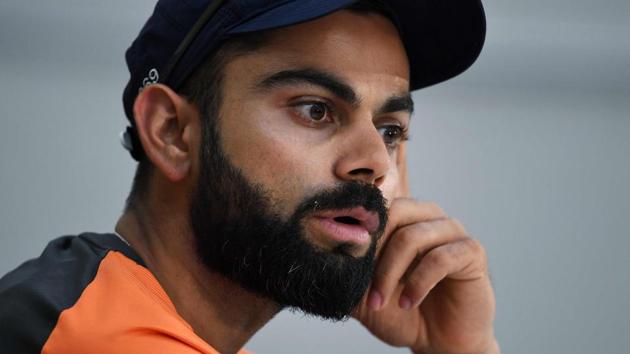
[124,33,268,211]
[124,0,396,211]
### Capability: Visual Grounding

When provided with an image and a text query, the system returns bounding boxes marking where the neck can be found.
[115,202,280,353]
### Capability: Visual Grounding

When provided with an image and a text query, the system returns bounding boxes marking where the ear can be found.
[395,141,410,198]
[133,84,193,182]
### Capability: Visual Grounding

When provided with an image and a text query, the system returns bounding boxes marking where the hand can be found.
[353,200,498,354]
[353,144,499,353]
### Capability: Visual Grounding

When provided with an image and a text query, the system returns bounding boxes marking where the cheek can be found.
[219,105,333,212]
[226,120,319,182]
[243,144,331,215]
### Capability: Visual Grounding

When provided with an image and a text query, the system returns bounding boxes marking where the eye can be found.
[378,125,408,148]
[291,101,332,123]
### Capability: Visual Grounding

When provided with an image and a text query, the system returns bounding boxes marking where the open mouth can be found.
[306,207,380,247]
[333,216,362,225]
[317,207,380,234]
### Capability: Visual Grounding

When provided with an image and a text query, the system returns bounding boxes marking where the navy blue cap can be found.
[121,0,486,160]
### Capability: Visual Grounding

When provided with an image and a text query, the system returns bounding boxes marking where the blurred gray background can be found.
[1,1,629,353]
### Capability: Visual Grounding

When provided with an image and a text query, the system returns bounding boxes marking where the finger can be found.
[399,238,488,309]
[368,218,468,311]
[381,199,448,247]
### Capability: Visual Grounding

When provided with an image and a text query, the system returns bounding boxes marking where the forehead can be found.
[227,10,410,93]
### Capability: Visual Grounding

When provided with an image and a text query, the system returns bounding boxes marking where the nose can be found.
[334,123,391,187]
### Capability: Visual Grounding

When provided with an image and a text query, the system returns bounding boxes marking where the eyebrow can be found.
[378,93,414,115]
[256,68,413,115]
[257,68,360,107]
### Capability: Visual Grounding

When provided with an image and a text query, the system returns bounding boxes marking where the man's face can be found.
[190,10,411,320]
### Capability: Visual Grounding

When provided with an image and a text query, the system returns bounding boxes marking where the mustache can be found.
[292,181,389,236]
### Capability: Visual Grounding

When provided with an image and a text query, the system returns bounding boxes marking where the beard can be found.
[189,117,388,321]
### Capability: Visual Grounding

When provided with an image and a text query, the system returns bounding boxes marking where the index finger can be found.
[378,199,448,254]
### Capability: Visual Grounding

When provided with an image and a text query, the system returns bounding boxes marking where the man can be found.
[0,0,499,353]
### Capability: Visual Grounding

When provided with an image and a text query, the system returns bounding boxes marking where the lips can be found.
[307,207,380,247]
[314,207,380,234]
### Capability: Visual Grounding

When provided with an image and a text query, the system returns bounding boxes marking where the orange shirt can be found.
[0,233,250,354]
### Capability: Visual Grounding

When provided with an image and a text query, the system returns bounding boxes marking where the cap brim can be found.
[229,0,356,34]
[229,0,486,91]
[169,0,485,92]
[390,0,486,90]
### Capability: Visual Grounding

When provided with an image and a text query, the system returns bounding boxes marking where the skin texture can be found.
[116,10,499,354]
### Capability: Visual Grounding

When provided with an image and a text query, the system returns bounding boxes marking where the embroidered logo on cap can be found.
[139,68,160,93]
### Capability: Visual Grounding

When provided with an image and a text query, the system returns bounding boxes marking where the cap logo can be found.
[139,68,160,93]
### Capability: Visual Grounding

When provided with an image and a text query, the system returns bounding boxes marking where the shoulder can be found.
[0,233,232,354]
[0,233,134,353]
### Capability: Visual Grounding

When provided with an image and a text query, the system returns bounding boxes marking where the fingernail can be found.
[399,295,413,310]
[368,290,382,311]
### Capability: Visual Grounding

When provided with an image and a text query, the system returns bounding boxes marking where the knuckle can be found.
[449,218,468,235]
[413,221,433,237]
[404,222,437,244]
[425,248,449,268]
[404,277,426,300]
[418,225,439,244]
[395,227,414,244]
[426,202,446,217]
[393,226,422,248]
[463,238,489,270]
[465,238,485,255]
